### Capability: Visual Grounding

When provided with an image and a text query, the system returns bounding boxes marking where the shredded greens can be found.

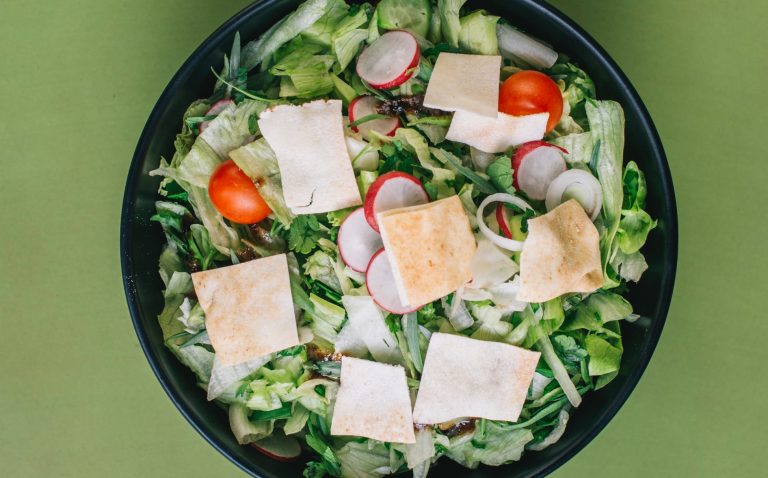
[148,1,657,476]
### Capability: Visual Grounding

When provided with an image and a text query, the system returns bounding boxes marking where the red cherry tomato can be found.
[499,70,563,133]
[208,159,271,224]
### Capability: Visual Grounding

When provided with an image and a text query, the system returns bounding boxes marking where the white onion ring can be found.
[476,193,534,252]
[545,169,603,220]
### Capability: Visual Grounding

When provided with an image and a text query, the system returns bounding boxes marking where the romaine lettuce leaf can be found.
[458,10,499,55]
[377,0,431,38]
[586,334,622,376]
[229,403,273,444]
[586,100,625,283]
[242,0,340,70]
[336,440,401,478]
[438,0,469,47]
[445,422,533,468]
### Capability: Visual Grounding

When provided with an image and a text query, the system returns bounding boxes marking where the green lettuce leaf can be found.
[610,249,649,283]
[242,0,339,70]
[616,208,656,254]
[438,0,469,47]
[336,440,401,478]
[377,0,431,38]
[586,334,622,376]
[229,403,273,445]
[458,10,499,55]
[586,100,625,283]
[445,422,533,468]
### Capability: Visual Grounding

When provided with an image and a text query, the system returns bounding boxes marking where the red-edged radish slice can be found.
[477,193,534,252]
[199,99,235,134]
[349,95,400,137]
[366,248,418,314]
[363,171,429,231]
[496,203,514,239]
[512,141,568,200]
[338,208,384,272]
[545,169,603,220]
[356,31,420,89]
[250,433,301,462]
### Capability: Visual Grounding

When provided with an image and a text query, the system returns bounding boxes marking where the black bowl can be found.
[121,1,677,476]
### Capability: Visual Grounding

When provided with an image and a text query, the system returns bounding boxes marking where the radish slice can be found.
[477,193,534,252]
[356,31,420,89]
[363,171,429,231]
[199,99,234,134]
[366,249,418,314]
[512,141,568,200]
[338,208,384,272]
[496,203,514,239]
[251,433,301,462]
[349,96,400,137]
[545,169,603,220]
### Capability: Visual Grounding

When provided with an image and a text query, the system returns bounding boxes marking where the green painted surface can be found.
[0,0,765,476]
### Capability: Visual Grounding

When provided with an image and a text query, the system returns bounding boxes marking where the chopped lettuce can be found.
[586,100,626,284]
[336,440,401,478]
[229,403,273,444]
[242,0,339,70]
[445,422,533,468]
[586,335,622,376]
[306,293,347,348]
[437,0,469,47]
[377,0,432,38]
[458,10,499,55]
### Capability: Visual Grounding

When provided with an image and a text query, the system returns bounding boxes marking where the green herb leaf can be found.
[288,215,324,254]
[486,156,515,194]
[250,403,292,421]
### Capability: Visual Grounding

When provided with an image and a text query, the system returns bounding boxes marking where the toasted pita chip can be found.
[412,333,540,424]
[517,199,603,302]
[446,110,548,153]
[258,100,362,214]
[331,357,416,443]
[378,196,476,307]
[423,53,501,118]
[191,254,299,366]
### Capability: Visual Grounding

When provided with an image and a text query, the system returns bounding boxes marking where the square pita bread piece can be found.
[377,195,476,307]
[423,53,502,118]
[257,99,362,215]
[517,199,604,303]
[446,110,548,153]
[191,254,299,366]
[331,357,416,443]
[412,333,540,424]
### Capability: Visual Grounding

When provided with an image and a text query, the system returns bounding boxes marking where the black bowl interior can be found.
[121,1,677,476]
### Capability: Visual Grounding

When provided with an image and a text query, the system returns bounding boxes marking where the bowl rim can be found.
[121,1,678,476]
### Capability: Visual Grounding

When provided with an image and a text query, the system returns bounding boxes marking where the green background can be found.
[1,0,765,476]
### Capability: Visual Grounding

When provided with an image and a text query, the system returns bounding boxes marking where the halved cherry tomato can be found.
[208,159,271,224]
[499,70,563,132]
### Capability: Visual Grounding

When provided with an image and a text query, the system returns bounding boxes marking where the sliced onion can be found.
[476,193,534,252]
[545,169,603,220]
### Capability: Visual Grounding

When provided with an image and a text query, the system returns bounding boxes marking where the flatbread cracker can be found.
[191,254,299,366]
[378,196,476,307]
[331,357,416,443]
[412,333,540,424]
[257,100,361,214]
[423,53,501,118]
[446,110,548,153]
[517,199,604,302]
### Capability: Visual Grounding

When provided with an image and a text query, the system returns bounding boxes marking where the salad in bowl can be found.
[147,0,657,476]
